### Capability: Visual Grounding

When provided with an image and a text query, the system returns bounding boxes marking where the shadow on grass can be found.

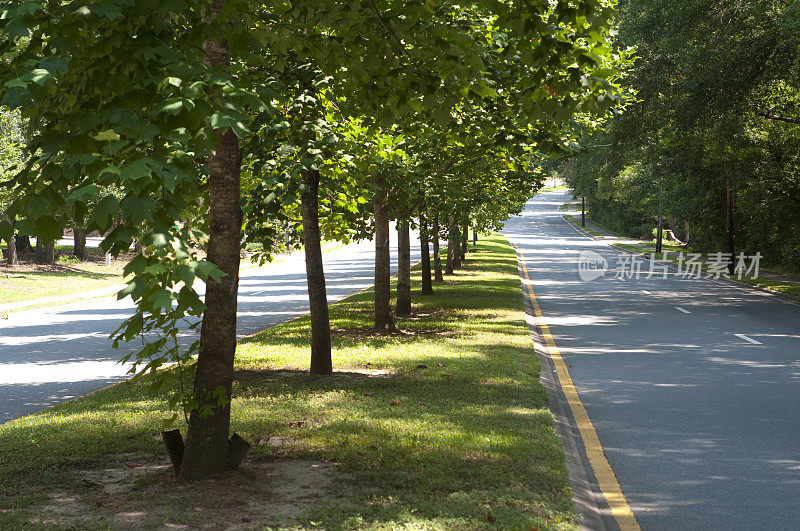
[0,268,119,281]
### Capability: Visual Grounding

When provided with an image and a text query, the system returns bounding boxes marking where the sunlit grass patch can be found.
[562,214,602,237]
[0,265,124,305]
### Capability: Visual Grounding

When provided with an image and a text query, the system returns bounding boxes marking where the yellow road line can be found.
[513,244,641,531]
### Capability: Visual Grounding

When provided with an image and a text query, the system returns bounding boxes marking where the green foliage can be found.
[0,108,24,212]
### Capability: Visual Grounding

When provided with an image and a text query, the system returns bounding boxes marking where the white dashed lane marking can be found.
[675,307,691,314]
[735,334,763,345]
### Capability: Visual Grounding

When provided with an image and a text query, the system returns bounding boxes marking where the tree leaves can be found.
[0,219,13,242]
[68,184,101,201]
[210,106,251,138]
[120,158,152,182]
[33,215,60,243]
[93,129,121,142]
[89,196,120,233]
[565,0,800,270]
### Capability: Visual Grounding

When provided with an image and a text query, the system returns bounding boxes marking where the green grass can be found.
[612,241,685,255]
[562,214,601,237]
[0,257,125,306]
[0,242,93,253]
[737,274,800,297]
[0,235,575,529]
[538,184,569,193]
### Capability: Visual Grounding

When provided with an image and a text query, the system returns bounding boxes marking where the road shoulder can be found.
[515,254,616,530]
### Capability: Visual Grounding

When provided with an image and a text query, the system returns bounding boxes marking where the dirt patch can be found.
[35,457,354,529]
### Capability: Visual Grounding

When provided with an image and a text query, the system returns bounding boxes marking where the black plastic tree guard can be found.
[226,433,251,470]
[161,429,184,475]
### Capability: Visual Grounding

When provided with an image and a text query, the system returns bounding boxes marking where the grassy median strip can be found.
[0,234,575,530]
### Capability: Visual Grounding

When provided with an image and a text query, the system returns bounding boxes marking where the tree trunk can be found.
[396,219,412,316]
[74,229,87,260]
[581,196,586,227]
[3,213,16,266]
[5,235,16,266]
[446,219,460,273]
[684,221,690,245]
[419,212,433,294]
[16,235,31,253]
[668,216,679,238]
[472,227,477,249]
[301,168,332,375]
[46,239,55,264]
[451,220,461,269]
[445,235,454,275]
[432,215,443,282]
[179,8,242,481]
[36,238,55,265]
[460,219,468,260]
[373,176,396,333]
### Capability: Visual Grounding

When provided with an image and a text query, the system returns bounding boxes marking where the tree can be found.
[431,215,444,281]
[396,219,412,316]
[373,173,397,333]
[0,108,23,265]
[460,221,468,261]
[419,210,433,294]
[35,238,55,265]
[0,0,269,480]
[446,219,460,273]
[73,229,87,260]
[300,166,333,374]
[178,0,244,481]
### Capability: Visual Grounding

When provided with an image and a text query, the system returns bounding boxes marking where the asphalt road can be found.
[504,190,800,530]
[0,235,418,424]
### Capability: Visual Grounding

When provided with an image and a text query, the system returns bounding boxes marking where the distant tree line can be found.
[564,0,800,271]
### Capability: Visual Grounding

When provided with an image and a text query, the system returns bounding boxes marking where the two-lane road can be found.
[1,236,418,424]
[505,190,800,529]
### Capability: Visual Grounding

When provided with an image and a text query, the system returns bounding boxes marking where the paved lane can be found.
[0,235,419,424]
[504,190,800,530]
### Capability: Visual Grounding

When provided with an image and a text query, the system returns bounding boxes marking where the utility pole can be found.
[655,160,663,254]
[727,179,735,274]
[581,196,586,227]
